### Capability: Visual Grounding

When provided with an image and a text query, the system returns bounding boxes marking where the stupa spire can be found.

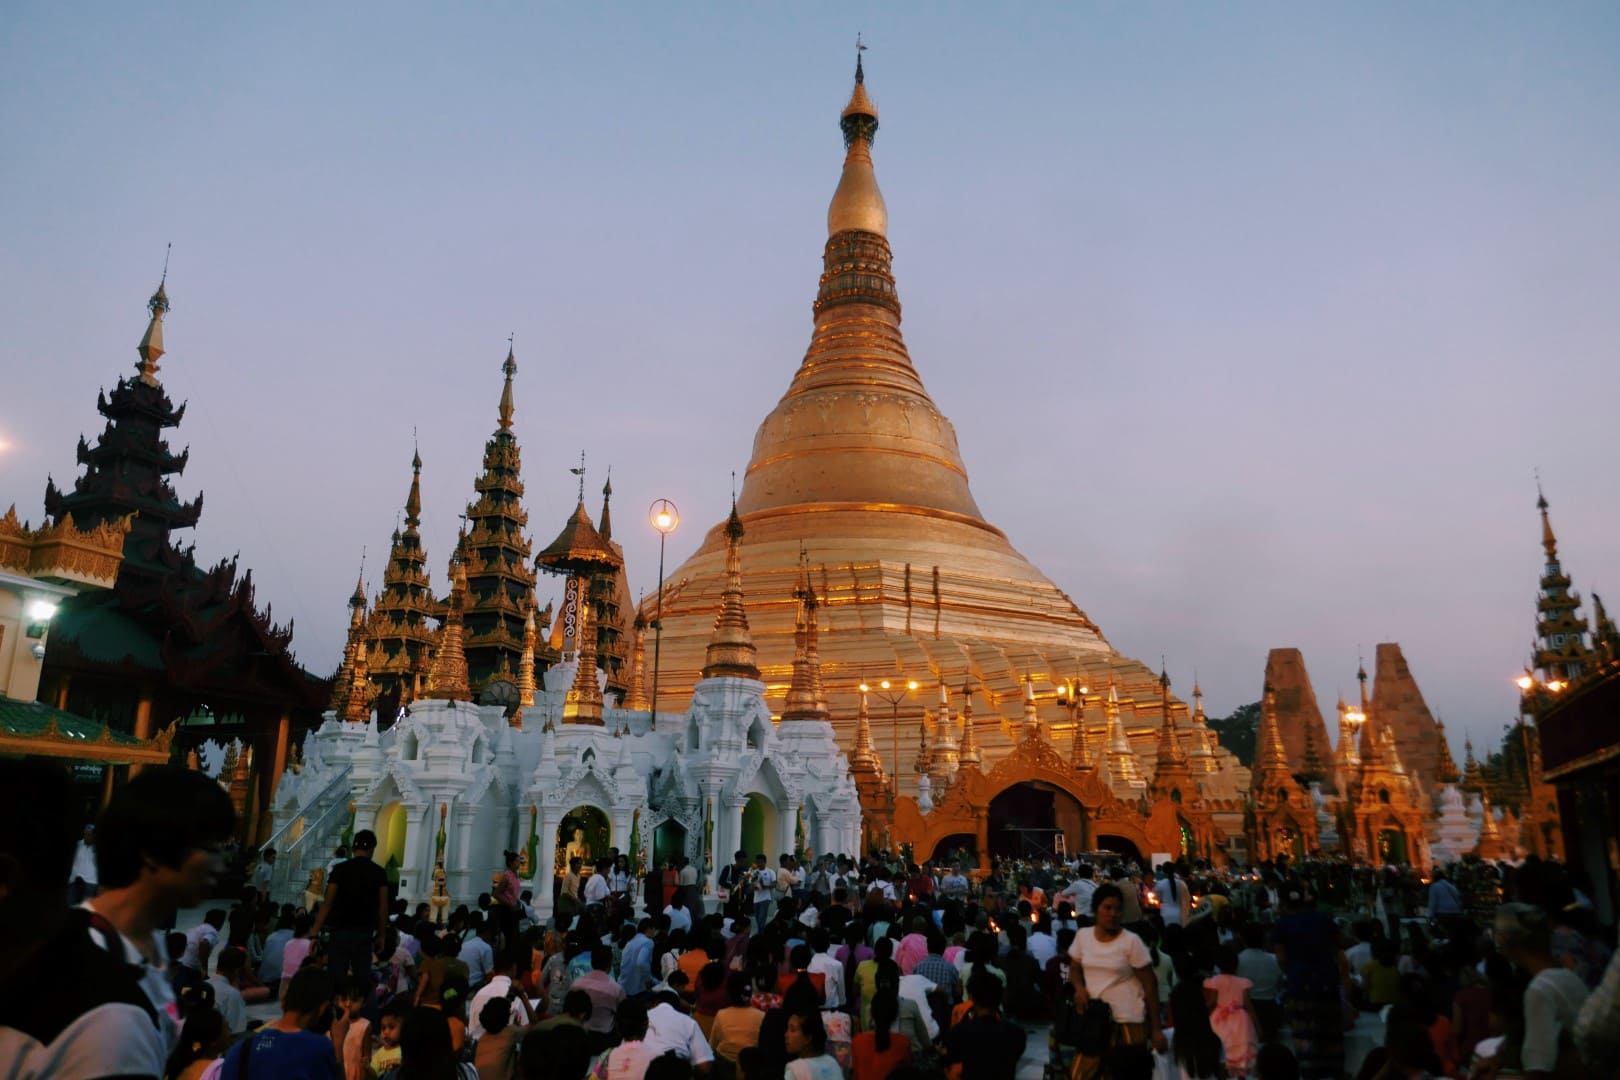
[136,268,170,387]
[959,681,983,770]
[424,545,472,701]
[625,612,650,711]
[512,599,536,728]
[932,683,961,784]
[599,472,614,542]
[781,548,829,720]
[498,341,517,430]
[702,500,760,681]
[1434,718,1461,784]
[1155,666,1185,765]
[1461,734,1484,792]
[849,689,885,777]
[829,52,885,237]
[368,446,438,705]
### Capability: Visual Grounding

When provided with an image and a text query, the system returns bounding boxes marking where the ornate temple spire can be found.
[958,681,983,770]
[1020,678,1043,739]
[702,501,760,681]
[1434,719,1461,784]
[136,275,170,387]
[1299,705,1327,785]
[829,54,885,238]
[849,688,886,779]
[562,583,602,723]
[498,343,517,430]
[1531,483,1592,684]
[1461,734,1484,793]
[1155,666,1186,765]
[1257,684,1291,776]
[780,548,830,720]
[367,447,439,706]
[932,683,961,784]
[625,612,650,711]
[511,600,536,728]
[1187,679,1218,774]
[330,570,368,715]
[461,348,539,693]
[599,473,613,542]
[1104,680,1143,786]
[1593,592,1620,668]
[424,546,472,701]
[914,714,933,777]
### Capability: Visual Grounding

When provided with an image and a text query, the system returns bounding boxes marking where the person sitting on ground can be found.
[165,1000,230,1080]
[281,914,317,1003]
[383,1006,476,1080]
[208,946,251,1036]
[851,986,911,1080]
[708,971,766,1069]
[593,997,657,1078]
[219,967,340,1079]
[475,991,531,1080]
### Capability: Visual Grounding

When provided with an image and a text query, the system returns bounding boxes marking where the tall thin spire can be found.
[828,53,886,237]
[136,268,171,387]
[932,683,960,784]
[424,546,472,702]
[512,599,537,728]
[599,471,614,542]
[959,680,983,770]
[1531,482,1592,684]
[1433,718,1460,784]
[1155,665,1185,765]
[369,446,438,705]
[849,688,885,777]
[1258,684,1291,775]
[498,341,517,430]
[780,548,829,720]
[702,500,760,681]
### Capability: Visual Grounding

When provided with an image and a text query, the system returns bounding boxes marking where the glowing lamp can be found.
[27,599,58,621]
[1515,675,1534,691]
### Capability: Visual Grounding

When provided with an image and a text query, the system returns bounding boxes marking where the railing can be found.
[265,766,352,904]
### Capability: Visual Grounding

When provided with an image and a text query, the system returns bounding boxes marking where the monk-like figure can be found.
[564,827,589,865]
[429,862,451,925]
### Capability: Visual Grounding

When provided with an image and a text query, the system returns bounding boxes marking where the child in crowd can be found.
[370,997,409,1077]
[278,914,316,1004]
[1203,946,1258,1077]
[1170,980,1228,1080]
[330,976,370,1080]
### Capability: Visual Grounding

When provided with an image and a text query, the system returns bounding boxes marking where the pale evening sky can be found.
[3,4,1617,760]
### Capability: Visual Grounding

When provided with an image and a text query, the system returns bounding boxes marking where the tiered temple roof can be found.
[460,348,539,695]
[365,448,440,709]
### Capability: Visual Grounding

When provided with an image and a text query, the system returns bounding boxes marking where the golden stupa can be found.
[640,59,1190,778]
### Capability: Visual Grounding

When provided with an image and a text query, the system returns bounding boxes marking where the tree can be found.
[1208,701,1260,768]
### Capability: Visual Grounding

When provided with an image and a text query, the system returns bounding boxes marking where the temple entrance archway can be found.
[741,794,778,859]
[931,833,977,866]
[1094,833,1143,861]
[556,805,611,874]
[987,782,1083,860]
[654,819,688,871]
[375,801,408,871]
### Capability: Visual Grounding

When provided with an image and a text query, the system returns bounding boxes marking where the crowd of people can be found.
[3,760,1617,1080]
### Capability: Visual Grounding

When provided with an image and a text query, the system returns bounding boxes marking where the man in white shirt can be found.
[181,909,226,974]
[663,893,693,934]
[467,948,528,1039]
[208,947,250,1035]
[1028,915,1058,969]
[750,855,777,930]
[583,862,612,907]
[1061,865,1098,917]
[898,970,940,1039]
[806,927,846,1009]
[643,991,716,1071]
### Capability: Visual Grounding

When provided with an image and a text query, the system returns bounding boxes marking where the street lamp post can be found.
[1055,677,1091,764]
[861,678,918,795]
[648,499,679,717]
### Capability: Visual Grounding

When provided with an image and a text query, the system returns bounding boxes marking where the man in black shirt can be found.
[311,829,388,988]
[943,970,1027,1079]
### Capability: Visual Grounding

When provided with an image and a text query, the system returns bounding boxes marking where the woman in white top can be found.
[1154,864,1191,927]
[1068,883,1166,1080]
[1483,903,1591,1079]
[783,1008,842,1080]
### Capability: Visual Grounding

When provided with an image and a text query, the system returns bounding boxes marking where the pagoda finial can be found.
[959,680,983,769]
[405,445,423,527]
[136,255,172,387]
[1536,476,1559,560]
[829,49,886,237]
[1155,663,1185,767]
[570,451,586,504]
[599,469,614,542]
[702,496,759,681]
[1434,718,1461,784]
[350,548,367,610]
[781,546,830,720]
[424,550,472,701]
[512,599,536,728]
[497,340,517,431]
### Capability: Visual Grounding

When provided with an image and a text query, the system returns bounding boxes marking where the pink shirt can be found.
[896,934,929,976]
[281,937,312,981]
